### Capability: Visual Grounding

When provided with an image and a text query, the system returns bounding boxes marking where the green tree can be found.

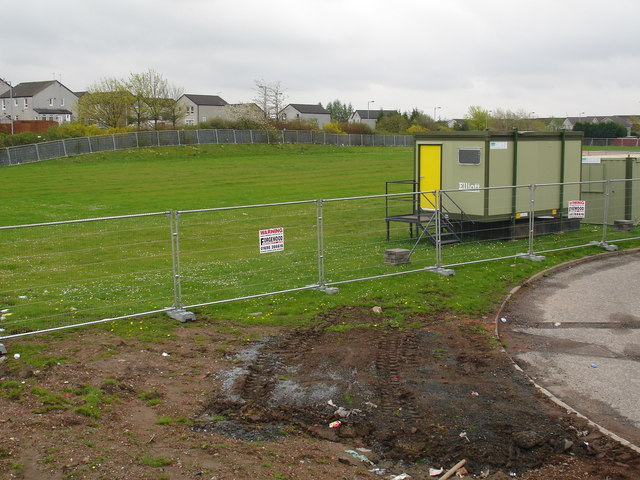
[464,105,492,131]
[573,121,627,138]
[375,111,409,133]
[325,99,353,122]
[77,77,132,128]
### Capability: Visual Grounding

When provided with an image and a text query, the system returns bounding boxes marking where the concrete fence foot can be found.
[589,241,618,252]
[167,309,196,323]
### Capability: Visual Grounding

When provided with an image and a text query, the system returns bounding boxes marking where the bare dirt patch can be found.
[1,307,639,479]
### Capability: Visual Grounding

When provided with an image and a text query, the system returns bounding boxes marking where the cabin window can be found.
[458,148,481,165]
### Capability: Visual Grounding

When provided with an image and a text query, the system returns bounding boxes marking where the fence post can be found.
[35,143,41,161]
[62,139,68,157]
[315,199,338,294]
[431,190,455,276]
[519,184,545,261]
[590,179,618,251]
[167,211,195,322]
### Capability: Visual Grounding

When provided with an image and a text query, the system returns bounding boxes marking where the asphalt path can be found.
[499,250,640,447]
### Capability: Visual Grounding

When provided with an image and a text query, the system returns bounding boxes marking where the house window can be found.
[61,98,65,106]
[1,100,4,110]
[24,99,28,108]
[14,99,18,107]
[49,98,53,106]
[186,119,194,126]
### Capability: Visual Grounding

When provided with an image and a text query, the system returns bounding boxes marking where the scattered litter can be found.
[364,401,378,409]
[18,295,27,299]
[470,391,479,397]
[13,353,20,359]
[327,399,337,407]
[1,309,8,313]
[500,317,507,323]
[0,316,5,322]
[554,322,561,327]
[0,329,5,332]
[372,306,383,314]
[389,474,410,480]
[456,467,469,477]
[344,449,374,465]
[459,431,470,442]
[440,459,467,480]
[509,473,517,477]
[590,364,598,368]
[161,352,171,357]
[429,467,443,476]
[329,421,341,428]
[369,468,385,475]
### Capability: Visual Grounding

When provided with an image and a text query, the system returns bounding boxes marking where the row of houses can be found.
[0,77,637,134]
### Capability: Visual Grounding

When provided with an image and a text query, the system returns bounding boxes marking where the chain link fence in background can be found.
[1,179,639,349]
[0,129,413,166]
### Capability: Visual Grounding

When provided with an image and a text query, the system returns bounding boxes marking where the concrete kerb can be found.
[494,248,640,455]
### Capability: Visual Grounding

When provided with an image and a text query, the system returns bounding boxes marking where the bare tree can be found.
[163,83,186,128]
[253,79,286,120]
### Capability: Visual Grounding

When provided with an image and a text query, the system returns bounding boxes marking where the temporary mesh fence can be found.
[0,212,175,340]
[0,129,413,166]
[1,179,639,345]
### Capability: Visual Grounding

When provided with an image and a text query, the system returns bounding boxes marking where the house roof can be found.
[285,104,329,115]
[182,94,228,106]
[353,109,398,120]
[0,80,57,98]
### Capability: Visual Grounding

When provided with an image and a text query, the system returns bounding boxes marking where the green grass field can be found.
[1,143,638,340]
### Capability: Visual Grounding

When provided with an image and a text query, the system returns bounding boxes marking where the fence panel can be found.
[321,195,437,285]
[530,182,606,255]
[63,137,92,156]
[89,135,117,153]
[6,144,38,165]
[37,140,66,161]
[604,179,640,247]
[115,132,138,150]
[0,147,9,166]
[176,201,320,308]
[158,130,180,146]
[137,131,160,148]
[0,213,174,339]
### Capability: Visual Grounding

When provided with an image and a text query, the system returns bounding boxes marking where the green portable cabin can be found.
[387,131,584,240]
[581,154,640,225]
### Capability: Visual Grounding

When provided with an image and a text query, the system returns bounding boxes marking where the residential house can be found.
[0,78,9,96]
[348,109,398,130]
[279,104,331,128]
[0,80,78,124]
[177,94,228,126]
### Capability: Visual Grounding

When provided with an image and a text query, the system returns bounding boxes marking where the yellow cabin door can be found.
[419,145,441,209]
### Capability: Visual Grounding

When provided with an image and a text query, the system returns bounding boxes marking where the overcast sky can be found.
[3,0,640,120]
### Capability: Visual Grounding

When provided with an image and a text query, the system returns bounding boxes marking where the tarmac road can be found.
[499,250,640,447]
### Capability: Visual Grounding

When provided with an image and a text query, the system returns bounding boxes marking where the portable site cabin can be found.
[581,154,640,225]
[386,130,584,241]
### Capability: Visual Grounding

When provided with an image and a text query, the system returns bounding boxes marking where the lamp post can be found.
[433,106,441,121]
[8,80,13,135]
[367,100,375,121]
[485,110,492,130]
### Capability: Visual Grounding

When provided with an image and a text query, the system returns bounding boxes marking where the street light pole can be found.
[9,80,13,135]
[433,106,441,121]
[367,100,374,121]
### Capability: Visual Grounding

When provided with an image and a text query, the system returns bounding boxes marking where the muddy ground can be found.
[1,307,639,480]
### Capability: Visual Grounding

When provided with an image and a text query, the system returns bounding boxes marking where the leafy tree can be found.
[77,77,131,128]
[376,111,409,133]
[464,106,492,131]
[325,99,353,122]
[573,121,627,138]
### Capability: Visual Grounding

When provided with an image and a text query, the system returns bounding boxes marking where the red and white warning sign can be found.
[259,227,284,254]
[568,200,586,219]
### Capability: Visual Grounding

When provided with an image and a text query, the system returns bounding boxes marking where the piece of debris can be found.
[500,317,507,323]
[554,322,561,327]
[590,364,598,368]
[162,352,171,357]
[389,474,411,480]
[470,391,479,397]
[372,306,383,314]
[455,466,468,477]
[344,449,374,465]
[459,431,470,442]
[429,467,444,476]
[440,459,467,480]
[327,399,337,407]
[13,353,20,359]
[364,401,378,409]
[329,421,341,428]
